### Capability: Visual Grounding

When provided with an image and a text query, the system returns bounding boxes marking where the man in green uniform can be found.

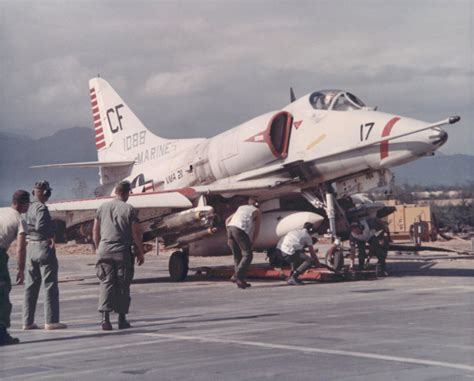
[93,181,145,331]
[23,181,67,330]
[0,190,30,345]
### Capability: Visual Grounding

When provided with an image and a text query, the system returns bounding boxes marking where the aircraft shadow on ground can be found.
[131,275,289,287]
[19,313,280,345]
[387,261,474,278]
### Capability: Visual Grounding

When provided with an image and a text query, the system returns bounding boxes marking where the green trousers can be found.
[96,256,134,314]
[226,226,253,281]
[282,250,313,276]
[23,242,60,325]
[0,250,12,328]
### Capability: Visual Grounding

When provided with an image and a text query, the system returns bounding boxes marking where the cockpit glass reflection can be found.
[309,90,366,111]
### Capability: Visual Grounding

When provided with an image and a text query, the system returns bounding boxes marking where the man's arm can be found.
[132,222,145,266]
[307,245,320,264]
[92,218,101,251]
[16,233,27,285]
[251,210,262,242]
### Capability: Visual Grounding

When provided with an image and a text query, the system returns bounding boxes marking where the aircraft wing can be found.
[49,191,194,229]
[48,191,192,212]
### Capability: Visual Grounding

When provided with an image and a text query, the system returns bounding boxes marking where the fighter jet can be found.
[34,78,459,280]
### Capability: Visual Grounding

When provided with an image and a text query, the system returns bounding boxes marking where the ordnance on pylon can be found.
[152,206,215,233]
[167,227,218,248]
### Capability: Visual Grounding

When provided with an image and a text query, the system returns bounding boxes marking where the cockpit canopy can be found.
[309,90,366,111]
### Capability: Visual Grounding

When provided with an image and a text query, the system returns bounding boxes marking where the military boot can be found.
[118,314,131,329]
[0,327,20,346]
[101,312,112,331]
[287,270,304,285]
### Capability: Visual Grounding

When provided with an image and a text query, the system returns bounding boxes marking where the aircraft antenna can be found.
[290,87,296,103]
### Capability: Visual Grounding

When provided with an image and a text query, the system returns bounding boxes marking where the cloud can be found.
[29,56,88,104]
[143,68,212,97]
[0,0,472,155]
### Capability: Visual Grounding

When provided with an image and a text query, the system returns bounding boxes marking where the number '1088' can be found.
[123,131,146,151]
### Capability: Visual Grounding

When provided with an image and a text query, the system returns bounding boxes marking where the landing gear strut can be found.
[303,186,345,270]
[169,250,189,281]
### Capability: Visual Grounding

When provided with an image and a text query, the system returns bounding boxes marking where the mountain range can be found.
[0,127,472,205]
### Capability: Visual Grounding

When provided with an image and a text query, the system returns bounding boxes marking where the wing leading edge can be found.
[48,191,192,212]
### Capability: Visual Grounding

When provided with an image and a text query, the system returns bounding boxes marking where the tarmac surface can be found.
[1,243,474,380]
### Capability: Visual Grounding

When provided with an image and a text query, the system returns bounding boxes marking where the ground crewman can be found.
[93,181,144,330]
[277,222,320,285]
[0,190,30,345]
[349,218,388,275]
[226,198,262,289]
[23,181,67,330]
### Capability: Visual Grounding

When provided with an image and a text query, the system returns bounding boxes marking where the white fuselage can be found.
[111,101,446,198]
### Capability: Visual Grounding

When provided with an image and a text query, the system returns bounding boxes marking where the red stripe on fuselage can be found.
[380,117,401,159]
[96,141,106,150]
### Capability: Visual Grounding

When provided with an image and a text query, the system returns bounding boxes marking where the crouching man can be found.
[349,219,388,275]
[277,222,320,285]
[93,181,145,331]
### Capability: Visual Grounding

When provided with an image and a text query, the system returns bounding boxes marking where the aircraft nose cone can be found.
[430,129,448,147]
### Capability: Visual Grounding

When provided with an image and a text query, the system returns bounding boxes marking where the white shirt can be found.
[0,207,27,250]
[351,219,375,242]
[277,229,313,256]
[228,205,258,236]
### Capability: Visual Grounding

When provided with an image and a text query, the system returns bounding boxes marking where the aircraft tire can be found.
[169,251,189,281]
[325,245,344,271]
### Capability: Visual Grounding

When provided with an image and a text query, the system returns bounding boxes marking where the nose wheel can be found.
[169,250,189,281]
[325,244,344,272]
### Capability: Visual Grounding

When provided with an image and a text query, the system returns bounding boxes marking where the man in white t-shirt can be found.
[0,190,30,345]
[226,198,261,289]
[277,222,320,285]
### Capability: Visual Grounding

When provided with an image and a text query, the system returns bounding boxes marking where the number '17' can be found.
[360,122,375,141]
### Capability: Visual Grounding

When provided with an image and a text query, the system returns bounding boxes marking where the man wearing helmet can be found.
[277,222,321,285]
[23,181,67,331]
[349,218,388,275]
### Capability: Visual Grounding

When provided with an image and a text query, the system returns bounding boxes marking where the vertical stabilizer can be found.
[89,77,168,161]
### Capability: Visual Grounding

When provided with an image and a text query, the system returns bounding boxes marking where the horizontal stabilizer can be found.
[48,191,192,212]
[30,160,135,169]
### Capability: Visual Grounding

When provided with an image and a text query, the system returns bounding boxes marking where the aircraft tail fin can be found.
[89,77,168,161]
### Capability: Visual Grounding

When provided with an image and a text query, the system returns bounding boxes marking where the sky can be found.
[1,0,473,155]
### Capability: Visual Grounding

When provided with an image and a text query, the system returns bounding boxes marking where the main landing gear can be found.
[168,249,189,281]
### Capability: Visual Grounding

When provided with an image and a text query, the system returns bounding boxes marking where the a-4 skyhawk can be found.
[34,78,459,280]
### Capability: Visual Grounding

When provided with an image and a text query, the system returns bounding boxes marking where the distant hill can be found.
[392,154,474,186]
[0,127,99,205]
[1,128,472,205]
